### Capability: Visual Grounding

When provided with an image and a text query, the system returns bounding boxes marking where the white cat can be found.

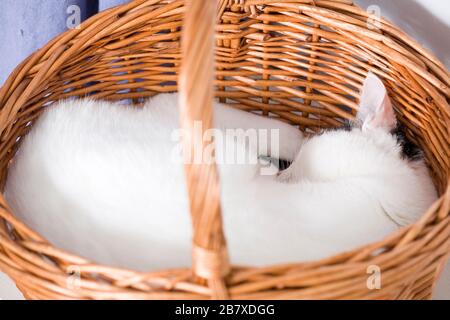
[4,73,437,276]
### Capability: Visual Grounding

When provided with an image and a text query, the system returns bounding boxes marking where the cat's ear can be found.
[357,72,396,131]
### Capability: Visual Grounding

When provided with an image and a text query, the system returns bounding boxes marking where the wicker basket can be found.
[0,0,449,300]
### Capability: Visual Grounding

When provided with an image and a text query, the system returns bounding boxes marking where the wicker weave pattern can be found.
[0,0,449,299]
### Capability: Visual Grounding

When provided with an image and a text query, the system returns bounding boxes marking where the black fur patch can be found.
[391,124,423,161]
[278,159,292,171]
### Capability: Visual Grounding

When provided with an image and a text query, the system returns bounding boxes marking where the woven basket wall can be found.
[0,0,449,300]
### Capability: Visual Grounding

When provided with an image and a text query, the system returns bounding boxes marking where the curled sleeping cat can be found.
[4,73,437,272]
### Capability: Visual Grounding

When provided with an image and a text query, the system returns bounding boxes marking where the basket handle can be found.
[179,0,230,299]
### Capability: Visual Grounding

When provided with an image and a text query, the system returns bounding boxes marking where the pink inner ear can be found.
[359,72,397,131]
[371,94,397,130]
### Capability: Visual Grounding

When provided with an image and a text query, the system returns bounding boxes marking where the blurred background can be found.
[0,0,449,300]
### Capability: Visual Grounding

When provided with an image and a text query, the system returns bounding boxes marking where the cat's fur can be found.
[4,73,437,273]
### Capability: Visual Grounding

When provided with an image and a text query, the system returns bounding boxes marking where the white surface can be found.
[434,262,450,300]
[0,0,448,300]
[0,272,23,300]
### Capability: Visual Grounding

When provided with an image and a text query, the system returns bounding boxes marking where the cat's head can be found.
[352,72,421,161]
